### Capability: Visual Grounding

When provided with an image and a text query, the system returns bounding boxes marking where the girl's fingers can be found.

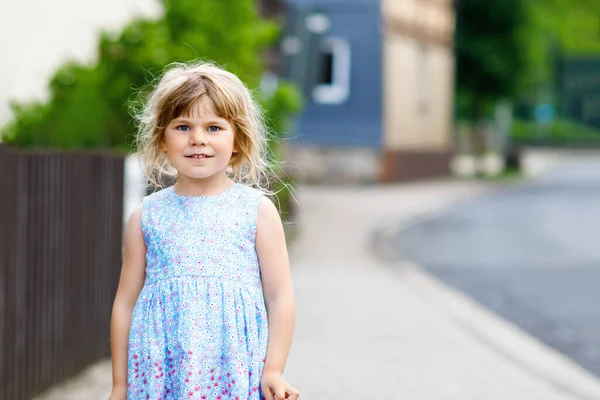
[274,386,286,399]
[263,386,275,400]
[264,390,275,400]
[286,387,300,399]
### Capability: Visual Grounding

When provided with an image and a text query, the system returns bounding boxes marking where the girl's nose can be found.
[189,129,208,145]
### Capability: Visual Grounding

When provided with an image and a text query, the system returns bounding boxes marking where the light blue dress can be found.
[127,183,268,399]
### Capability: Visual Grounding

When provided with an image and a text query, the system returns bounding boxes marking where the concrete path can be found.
[35,177,600,399]
[284,180,600,400]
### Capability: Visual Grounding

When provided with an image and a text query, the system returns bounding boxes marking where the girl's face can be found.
[161,96,238,183]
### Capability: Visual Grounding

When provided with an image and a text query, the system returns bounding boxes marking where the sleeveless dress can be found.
[127,183,269,399]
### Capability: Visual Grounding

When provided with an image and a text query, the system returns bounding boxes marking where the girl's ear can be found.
[160,138,167,152]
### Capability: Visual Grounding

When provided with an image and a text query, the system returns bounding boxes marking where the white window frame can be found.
[312,37,352,105]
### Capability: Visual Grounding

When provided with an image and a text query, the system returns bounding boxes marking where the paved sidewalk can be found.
[285,180,600,399]
[36,178,600,399]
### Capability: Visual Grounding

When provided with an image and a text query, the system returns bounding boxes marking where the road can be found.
[393,159,600,377]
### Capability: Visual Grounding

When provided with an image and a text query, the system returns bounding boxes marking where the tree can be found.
[455,0,529,166]
[514,0,600,99]
[2,0,301,152]
[534,0,600,55]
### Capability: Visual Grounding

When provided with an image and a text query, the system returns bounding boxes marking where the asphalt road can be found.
[394,160,600,377]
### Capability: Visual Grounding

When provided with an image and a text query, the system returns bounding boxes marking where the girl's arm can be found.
[109,206,147,398]
[256,196,299,399]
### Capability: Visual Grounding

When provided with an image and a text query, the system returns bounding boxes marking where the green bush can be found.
[1,0,301,151]
[512,118,600,145]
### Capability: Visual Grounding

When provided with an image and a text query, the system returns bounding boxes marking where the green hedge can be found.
[512,118,600,145]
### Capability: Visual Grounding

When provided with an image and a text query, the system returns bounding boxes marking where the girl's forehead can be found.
[180,96,221,120]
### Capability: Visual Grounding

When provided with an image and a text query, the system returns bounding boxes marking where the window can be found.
[312,38,351,104]
[318,51,334,85]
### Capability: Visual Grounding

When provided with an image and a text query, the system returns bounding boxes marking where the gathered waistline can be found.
[144,273,262,291]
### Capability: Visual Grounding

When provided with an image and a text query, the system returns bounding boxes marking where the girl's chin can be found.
[177,168,226,180]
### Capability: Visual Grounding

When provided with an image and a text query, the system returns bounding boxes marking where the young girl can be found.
[109,61,299,400]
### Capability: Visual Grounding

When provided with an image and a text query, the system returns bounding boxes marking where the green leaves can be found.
[456,0,528,102]
[2,0,301,151]
[512,118,600,145]
[457,0,600,116]
[535,0,600,55]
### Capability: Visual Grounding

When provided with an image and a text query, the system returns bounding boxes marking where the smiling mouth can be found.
[186,154,213,159]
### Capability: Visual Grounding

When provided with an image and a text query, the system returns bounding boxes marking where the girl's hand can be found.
[261,371,300,400]
[108,385,127,400]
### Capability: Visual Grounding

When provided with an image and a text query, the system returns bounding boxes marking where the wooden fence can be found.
[0,146,124,400]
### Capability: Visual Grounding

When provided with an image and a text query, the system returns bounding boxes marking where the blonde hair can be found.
[133,60,277,194]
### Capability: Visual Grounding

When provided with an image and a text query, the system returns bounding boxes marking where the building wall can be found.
[380,0,455,181]
[283,0,383,148]
[0,0,161,128]
[384,36,453,150]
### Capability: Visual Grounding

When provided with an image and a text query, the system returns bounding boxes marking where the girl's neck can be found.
[173,175,235,197]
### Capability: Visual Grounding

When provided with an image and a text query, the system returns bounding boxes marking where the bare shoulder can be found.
[124,205,145,249]
[122,205,146,272]
[256,195,285,241]
[258,195,280,218]
[126,206,143,231]
[258,195,283,224]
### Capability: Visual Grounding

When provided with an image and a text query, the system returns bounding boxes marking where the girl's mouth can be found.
[186,154,213,159]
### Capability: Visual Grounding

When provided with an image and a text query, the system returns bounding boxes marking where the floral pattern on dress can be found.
[127,183,268,399]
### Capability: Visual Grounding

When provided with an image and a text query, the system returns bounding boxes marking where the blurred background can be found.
[2,0,600,399]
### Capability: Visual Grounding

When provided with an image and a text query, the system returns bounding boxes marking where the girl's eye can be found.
[208,126,220,133]
[176,125,191,132]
